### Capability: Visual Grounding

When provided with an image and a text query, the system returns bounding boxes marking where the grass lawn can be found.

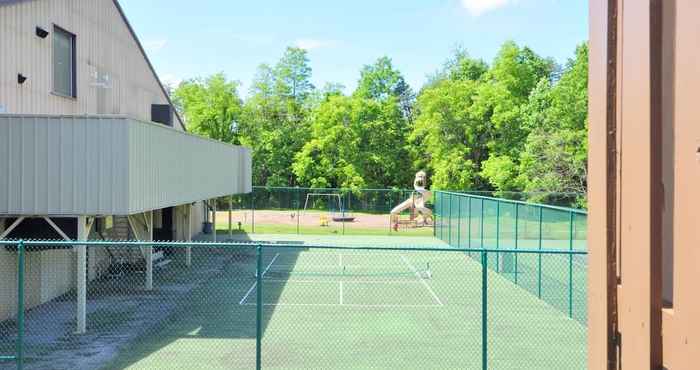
[100,245,586,369]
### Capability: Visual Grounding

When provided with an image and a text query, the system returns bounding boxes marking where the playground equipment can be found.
[390,171,434,230]
[303,193,356,223]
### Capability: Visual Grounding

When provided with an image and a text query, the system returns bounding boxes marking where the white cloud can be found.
[144,39,168,53]
[160,74,182,88]
[294,38,337,51]
[460,0,516,16]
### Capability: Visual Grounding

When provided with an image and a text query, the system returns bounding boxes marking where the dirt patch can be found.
[217,210,431,230]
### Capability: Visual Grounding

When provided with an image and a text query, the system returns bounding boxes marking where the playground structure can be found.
[303,193,356,224]
[390,171,434,230]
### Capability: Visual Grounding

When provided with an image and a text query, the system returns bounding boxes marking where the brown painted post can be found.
[590,0,665,368]
[588,0,619,368]
[660,1,700,368]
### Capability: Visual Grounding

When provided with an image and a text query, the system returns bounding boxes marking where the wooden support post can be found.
[76,216,88,334]
[145,211,153,291]
[186,205,192,267]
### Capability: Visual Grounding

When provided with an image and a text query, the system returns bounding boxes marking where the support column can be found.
[145,211,153,291]
[228,196,233,239]
[213,199,217,243]
[76,216,87,334]
[186,205,192,267]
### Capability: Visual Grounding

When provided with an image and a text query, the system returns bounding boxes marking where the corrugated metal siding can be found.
[0,0,184,128]
[0,115,252,216]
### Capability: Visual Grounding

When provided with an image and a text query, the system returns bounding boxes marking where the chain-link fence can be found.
[222,187,432,237]
[434,191,588,325]
[218,187,583,239]
[1,239,586,369]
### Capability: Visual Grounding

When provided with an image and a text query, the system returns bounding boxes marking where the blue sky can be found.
[119,0,588,96]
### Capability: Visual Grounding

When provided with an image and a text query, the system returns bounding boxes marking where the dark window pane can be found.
[53,27,74,97]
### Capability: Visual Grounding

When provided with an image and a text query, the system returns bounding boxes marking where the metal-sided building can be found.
[0,0,252,332]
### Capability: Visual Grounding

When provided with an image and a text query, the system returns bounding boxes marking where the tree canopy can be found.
[173,41,589,206]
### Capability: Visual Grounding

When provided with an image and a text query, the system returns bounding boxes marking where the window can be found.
[53,26,76,97]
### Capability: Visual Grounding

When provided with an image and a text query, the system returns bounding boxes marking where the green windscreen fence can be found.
[434,191,588,325]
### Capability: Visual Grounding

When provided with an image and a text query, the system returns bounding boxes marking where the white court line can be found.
[262,279,425,285]
[238,253,280,305]
[241,302,442,308]
[400,255,444,306]
[263,264,407,269]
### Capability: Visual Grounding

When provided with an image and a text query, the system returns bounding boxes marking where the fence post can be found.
[457,196,462,247]
[496,201,501,272]
[481,250,488,370]
[538,207,543,298]
[256,245,263,370]
[514,204,519,284]
[467,197,472,251]
[480,199,485,250]
[251,192,256,234]
[439,192,443,240]
[17,240,25,370]
[568,211,574,318]
[448,193,453,245]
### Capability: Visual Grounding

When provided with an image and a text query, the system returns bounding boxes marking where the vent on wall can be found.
[35,26,49,38]
[151,104,173,127]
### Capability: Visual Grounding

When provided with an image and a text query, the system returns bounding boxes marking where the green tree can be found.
[293,93,413,189]
[518,43,589,205]
[355,56,415,120]
[173,73,243,144]
[410,77,485,190]
[476,42,555,191]
[240,47,316,186]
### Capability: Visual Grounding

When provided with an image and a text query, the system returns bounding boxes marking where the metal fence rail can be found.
[434,190,588,324]
[0,240,586,369]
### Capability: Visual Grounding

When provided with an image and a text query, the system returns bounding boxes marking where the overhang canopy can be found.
[0,114,252,216]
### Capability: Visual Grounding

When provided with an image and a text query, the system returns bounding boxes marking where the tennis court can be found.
[93,239,586,370]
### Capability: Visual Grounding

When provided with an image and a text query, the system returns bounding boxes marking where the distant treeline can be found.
[172,41,588,207]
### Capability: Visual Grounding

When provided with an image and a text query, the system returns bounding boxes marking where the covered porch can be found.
[0,114,252,333]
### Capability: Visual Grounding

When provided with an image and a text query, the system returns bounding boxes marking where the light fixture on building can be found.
[35,26,49,39]
[17,74,27,84]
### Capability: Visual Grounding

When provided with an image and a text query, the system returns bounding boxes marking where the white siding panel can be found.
[0,114,251,216]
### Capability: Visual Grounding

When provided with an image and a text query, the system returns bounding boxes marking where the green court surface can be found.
[101,237,586,369]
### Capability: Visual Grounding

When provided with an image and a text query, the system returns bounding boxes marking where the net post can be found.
[568,211,574,318]
[17,240,25,370]
[538,206,543,298]
[255,245,263,370]
[481,250,488,370]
